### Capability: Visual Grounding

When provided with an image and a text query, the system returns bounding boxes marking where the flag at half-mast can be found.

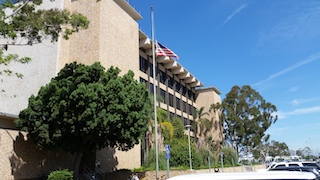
[156,41,180,60]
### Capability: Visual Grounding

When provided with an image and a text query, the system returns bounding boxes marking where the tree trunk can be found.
[73,149,84,180]
[73,139,88,179]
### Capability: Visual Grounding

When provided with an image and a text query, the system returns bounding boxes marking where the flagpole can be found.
[151,6,159,180]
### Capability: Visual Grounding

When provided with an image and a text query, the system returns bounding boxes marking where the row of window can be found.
[139,56,195,101]
[141,77,196,116]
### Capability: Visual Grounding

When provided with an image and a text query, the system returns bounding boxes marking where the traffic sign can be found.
[166,144,170,159]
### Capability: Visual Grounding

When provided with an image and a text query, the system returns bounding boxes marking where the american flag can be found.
[156,41,180,60]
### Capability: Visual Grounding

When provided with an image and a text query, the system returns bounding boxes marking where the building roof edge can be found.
[196,86,222,95]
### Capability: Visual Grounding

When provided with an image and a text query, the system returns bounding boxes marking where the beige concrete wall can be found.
[60,0,140,78]
[60,0,143,172]
[96,144,142,173]
[196,88,223,144]
[0,129,74,180]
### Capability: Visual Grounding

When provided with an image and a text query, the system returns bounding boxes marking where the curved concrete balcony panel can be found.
[171,67,185,74]
[189,81,203,87]
[156,56,172,63]
[164,61,178,69]
[139,37,151,48]
[178,72,191,79]
[184,77,196,83]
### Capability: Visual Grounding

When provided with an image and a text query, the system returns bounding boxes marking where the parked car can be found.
[167,171,317,180]
[267,161,320,171]
[268,166,320,179]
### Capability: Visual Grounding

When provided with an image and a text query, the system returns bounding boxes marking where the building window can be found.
[175,80,181,93]
[183,117,188,126]
[188,104,193,115]
[140,77,146,83]
[169,112,174,119]
[183,101,187,113]
[176,97,181,110]
[160,89,166,104]
[188,90,194,100]
[182,86,187,96]
[159,70,167,84]
[193,107,196,116]
[168,76,174,89]
[150,83,154,94]
[189,120,195,132]
[139,56,148,73]
[149,63,154,78]
[169,94,174,107]
[140,77,147,88]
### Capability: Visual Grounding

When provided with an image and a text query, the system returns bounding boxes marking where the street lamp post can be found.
[185,124,192,170]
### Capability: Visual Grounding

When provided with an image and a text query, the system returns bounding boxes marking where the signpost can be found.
[166,144,170,178]
[220,151,224,172]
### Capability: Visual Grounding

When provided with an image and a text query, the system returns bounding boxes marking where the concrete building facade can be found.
[0,0,222,179]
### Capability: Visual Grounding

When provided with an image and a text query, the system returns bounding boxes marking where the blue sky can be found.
[128,0,320,154]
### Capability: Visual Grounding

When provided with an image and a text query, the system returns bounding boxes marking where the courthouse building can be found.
[0,0,222,179]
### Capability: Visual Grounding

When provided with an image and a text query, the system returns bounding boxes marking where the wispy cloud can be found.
[267,126,291,135]
[288,86,299,93]
[290,97,320,106]
[252,51,320,87]
[219,4,247,28]
[259,1,320,45]
[276,106,320,119]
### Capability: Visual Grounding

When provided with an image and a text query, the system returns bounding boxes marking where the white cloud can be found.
[259,1,320,45]
[219,4,247,28]
[288,86,299,93]
[252,51,320,87]
[276,106,320,119]
[267,126,291,135]
[289,97,320,106]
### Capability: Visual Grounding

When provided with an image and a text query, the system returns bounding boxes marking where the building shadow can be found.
[9,132,119,179]
[96,147,118,173]
[9,132,74,180]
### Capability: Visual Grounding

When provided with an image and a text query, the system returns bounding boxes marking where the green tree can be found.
[15,62,150,178]
[297,147,312,159]
[161,121,174,144]
[0,0,89,78]
[221,147,238,166]
[171,116,185,139]
[267,140,290,157]
[220,85,278,154]
[251,134,270,160]
[193,107,212,148]
[169,137,202,169]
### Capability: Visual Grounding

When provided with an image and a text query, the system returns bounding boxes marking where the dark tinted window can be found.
[169,94,174,107]
[139,56,148,73]
[160,89,166,103]
[176,97,181,110]
[159,70,167,84]
[289,164,299,167]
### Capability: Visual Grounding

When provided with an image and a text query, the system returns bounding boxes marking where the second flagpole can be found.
[151,6,159,180]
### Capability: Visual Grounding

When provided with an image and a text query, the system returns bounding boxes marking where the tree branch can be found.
[5,0,31,20]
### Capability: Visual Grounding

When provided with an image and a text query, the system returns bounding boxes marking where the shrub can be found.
[47,169,73,180]
[169,138,203,169]
[146,148,166,170]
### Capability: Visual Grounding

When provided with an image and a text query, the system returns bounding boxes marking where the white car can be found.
[267,161,320,171]
[167,171,317,180]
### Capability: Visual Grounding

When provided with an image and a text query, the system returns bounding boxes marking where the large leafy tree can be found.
[220,85,278,154]
[0,0,89,78]
[14,62,151,177]
[267,140,290,157]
